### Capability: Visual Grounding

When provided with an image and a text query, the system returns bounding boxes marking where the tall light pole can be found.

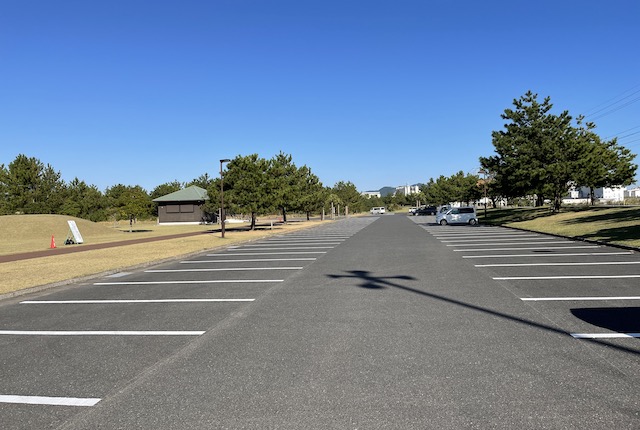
[220,159,231,238]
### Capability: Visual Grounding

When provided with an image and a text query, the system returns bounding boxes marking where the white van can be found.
[435,206,478,225]
[370,207,386,215]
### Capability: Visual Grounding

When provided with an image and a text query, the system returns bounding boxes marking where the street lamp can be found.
[219,159,231,238]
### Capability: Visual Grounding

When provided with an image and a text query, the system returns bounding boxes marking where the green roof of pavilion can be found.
[152,185,209,202]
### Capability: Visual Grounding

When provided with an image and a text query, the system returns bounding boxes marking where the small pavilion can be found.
[152,185,214,224]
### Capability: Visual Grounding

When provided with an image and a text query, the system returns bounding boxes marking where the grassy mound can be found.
[0,214,220,255]
[0,214,126,255]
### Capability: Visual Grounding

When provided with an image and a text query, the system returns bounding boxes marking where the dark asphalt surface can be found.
[1,214,639,429]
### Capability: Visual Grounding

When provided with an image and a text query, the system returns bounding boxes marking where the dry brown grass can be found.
[0,214,327,297]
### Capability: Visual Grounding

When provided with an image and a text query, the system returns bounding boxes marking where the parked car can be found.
[435,206,478,225]
[370,207,386,215]
[414,206,437,216]
[408,207,417,214]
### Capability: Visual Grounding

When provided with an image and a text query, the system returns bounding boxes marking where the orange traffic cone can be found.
[50,235,56,249]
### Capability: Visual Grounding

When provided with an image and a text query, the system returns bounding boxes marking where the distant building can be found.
[153,185,213,224]
[624,187,640,198]
[565,185,626,204]
[362,191,381,198]
[394,184,421,196]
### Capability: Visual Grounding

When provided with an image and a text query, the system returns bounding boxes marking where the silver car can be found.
[435,206,478,225]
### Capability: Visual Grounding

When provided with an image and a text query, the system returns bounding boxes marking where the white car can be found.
[370,207,386,215]
[435,206,478,225]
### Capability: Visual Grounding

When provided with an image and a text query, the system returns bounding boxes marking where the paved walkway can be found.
[0,231,212,263]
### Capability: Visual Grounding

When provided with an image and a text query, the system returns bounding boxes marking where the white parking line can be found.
[228,246,334,250]
[0,395,101,407]
[181,258,316,263]
[94,280,283,285]
[264,240,344,244]
[571,333,640,339]
[21,299,255,304]
[207,252,327,256]
[494,275,640,280]
[454,245,600,252]
[463,252,634,259]
[427,229,541,237]
[476,261,640,267]
[522,296,640,301]
[447,241,561,247]
[441,237,554,243]
[145,267,302,273]
[427,232,540,237]
[0,331,205,336]
[242,243,340,247]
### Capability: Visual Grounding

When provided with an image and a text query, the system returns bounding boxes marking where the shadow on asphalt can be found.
[327,270,640,356]
[328,270,416,289]
[571,307,640,332]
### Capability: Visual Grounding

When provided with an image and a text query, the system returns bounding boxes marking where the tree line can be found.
[5,91,631,220]
[0,152,376,225]
[416,91,637,211]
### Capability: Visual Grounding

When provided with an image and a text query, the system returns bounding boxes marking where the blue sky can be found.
[2,0,639,193]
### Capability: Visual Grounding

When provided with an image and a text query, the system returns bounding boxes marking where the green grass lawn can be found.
[480,206,640,249]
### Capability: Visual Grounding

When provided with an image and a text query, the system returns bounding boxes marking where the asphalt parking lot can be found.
[2,214,639,429]
[0,218,377,429]
[411,215,640,365]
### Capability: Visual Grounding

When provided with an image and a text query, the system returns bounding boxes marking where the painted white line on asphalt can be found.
[106,272,131,278]
[21,299,255,304]
[522,296,640,301]
[494,275,640,280]
[0,395,101,407]
[0,331,205,336]
[145,267,302,273]
[264,240,345,243]
[454,245,600,252]
[243,243,340,247]
[94,280,283,285]
[207,252,327,256]
[427,232,528,237]
[432,232,533,237]
[447,241,561,247]
[477,261,640,267]
[228,246,334,250]
[441,237,553,243]
[265,234,344,241]
[571,333,640,339]
[273,238,347,241]
[463,252,634,259]
[277,234,350,237]
[181,258,316,263]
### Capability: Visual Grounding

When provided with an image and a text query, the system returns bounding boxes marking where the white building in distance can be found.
[565,186,626,204]
[395,184,421,196]
[362,191,381,198]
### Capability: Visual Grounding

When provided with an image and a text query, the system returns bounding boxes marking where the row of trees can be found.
[204,152,377,229]
[421,171,483,206]
[0,152,375,225]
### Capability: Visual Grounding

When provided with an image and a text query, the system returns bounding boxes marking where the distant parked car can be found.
[436,206,478,225]
[414,206,437,216]
[370,207,386,215]
[408,207,417,214]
